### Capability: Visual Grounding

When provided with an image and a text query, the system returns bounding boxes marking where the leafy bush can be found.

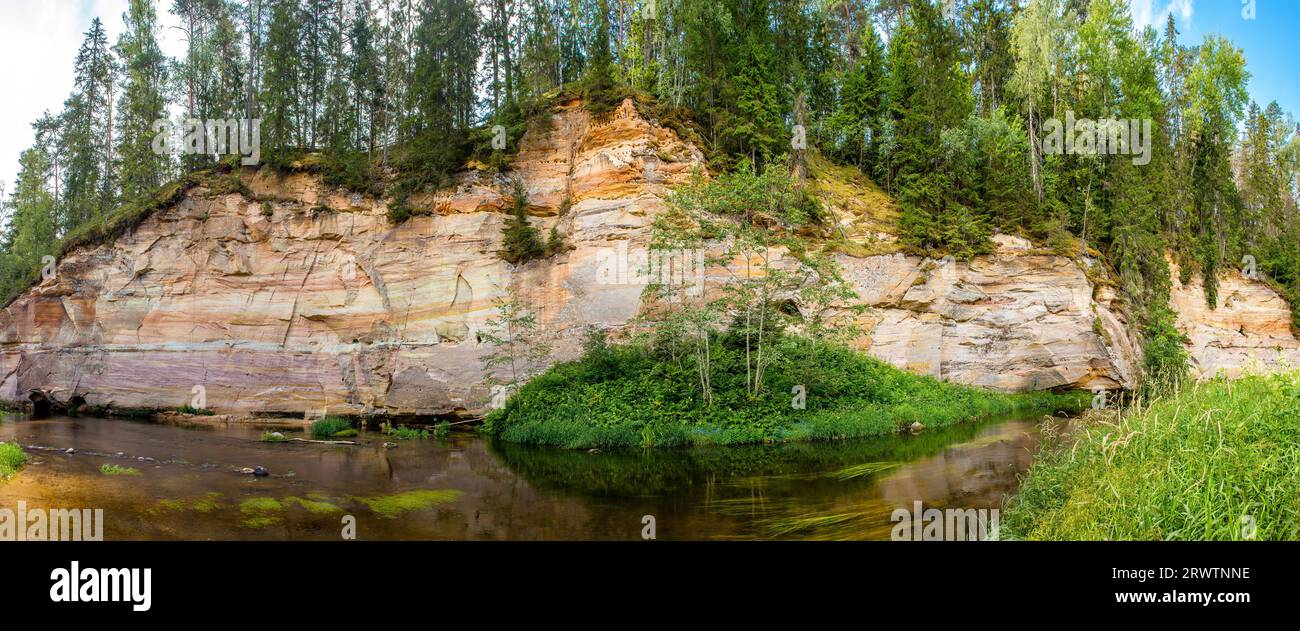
[178,405,214,416]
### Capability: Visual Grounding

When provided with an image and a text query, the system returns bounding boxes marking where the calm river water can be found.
[0,412,1069,540]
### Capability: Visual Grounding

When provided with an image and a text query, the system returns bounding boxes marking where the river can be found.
[0,412,1071,540]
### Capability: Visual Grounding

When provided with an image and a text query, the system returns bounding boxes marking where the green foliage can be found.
[1003,372,1300,540]
[1139,306,1192,398]
[383,424,430,440]
[177,404,214,416]
[499,179,545,264]
[484,336,1082,449]
[581,0,623,116]
[0,442,26,480]
[386,194,414,224]
[480,287,552,388]
[100,463,140,476]
[114,0,170,203]
[309,416,352,438]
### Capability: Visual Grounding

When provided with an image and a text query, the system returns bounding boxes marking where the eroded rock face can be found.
[841,235,1139,392]
[0,98,703,416]
[1170,260,1300,378]
[2,98,1295,416]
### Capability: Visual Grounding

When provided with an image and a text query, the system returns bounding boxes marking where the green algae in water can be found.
[151,498,187,513]
[190,493,223,512]
[240,497,284,513]
[827,461,900,481]
[284,496,343,514]
[239,496,285,528]
[353,489,462,519]
[100,463,141,476]
[151,493,224,514]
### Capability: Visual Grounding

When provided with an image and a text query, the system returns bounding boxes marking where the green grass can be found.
[1002,371,1300,540]
[100,463,140,476]
[0,442,26,480]
[483,336,1084,449]
[310,416,353,438]
[177,405,215,416]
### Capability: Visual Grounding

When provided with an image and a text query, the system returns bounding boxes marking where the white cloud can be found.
[0,0,184,210]
[1130,0,1195,31]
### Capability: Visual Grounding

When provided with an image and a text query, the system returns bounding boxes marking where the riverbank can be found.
[1002,371,1300,540]
[483,338,1087,449]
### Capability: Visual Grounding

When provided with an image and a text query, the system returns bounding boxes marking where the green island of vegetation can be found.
[484,334,1085,449]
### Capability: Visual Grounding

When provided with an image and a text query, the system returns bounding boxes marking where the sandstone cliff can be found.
[1,98,1295,416]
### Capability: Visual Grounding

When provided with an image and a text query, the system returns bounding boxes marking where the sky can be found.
[0,0,1297,202]
[0,0,184,203]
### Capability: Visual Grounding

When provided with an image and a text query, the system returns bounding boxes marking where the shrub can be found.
[310,416,352,438]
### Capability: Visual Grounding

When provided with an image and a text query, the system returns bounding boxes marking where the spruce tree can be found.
[114,0,171,202]
[60,17,117,232]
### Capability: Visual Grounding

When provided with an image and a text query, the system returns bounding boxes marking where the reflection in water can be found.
[0,412,1062,540]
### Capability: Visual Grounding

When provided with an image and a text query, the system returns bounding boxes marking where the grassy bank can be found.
[1003,371,1300,540]
[483,338,1084,449]
[0,442,26,480]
